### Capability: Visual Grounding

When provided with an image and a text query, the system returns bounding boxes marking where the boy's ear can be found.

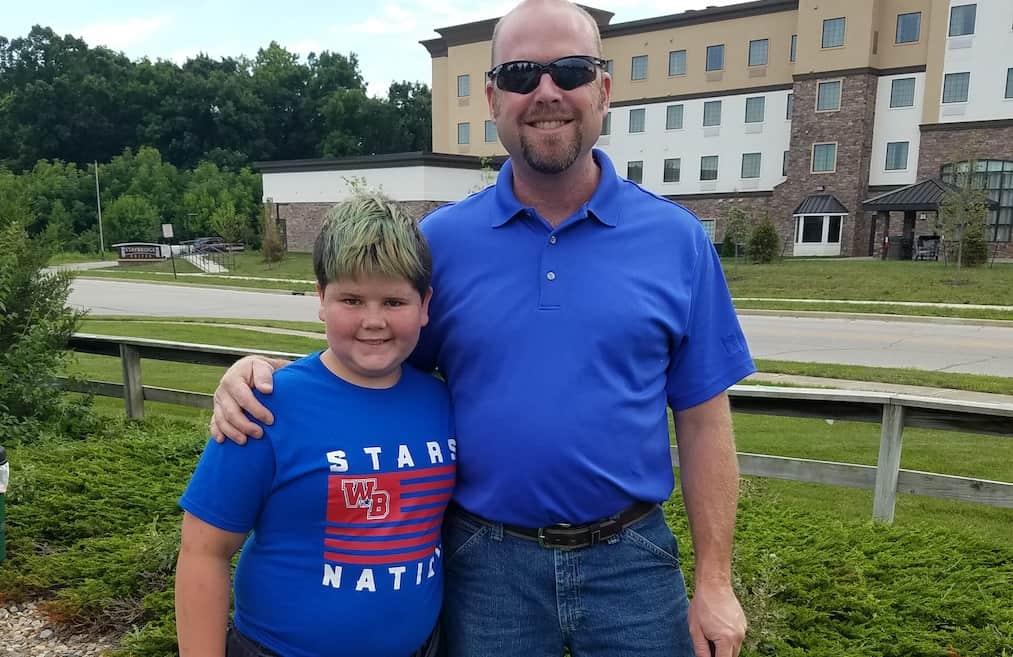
[419,286,433,327]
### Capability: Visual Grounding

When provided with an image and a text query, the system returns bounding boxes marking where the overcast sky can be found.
[5,0,741,96]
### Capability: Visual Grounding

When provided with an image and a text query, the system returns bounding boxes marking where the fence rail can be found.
[65,333,1013,523]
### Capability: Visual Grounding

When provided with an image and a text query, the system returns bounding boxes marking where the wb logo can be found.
[340,479,390,520]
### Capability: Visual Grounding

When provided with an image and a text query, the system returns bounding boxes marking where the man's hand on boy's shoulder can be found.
[211,356,285,445]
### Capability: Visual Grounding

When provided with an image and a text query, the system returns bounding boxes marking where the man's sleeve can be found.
[179,433,276,534]
[666,236,756,411]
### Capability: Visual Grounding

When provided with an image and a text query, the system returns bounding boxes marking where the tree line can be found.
[0,26,433,251]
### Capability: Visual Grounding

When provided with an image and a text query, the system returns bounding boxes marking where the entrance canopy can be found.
[862,178,999,212]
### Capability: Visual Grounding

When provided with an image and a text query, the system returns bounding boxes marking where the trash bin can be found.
[886,236,914,260]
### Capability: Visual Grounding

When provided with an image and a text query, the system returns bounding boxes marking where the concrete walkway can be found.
[183,254,228,273]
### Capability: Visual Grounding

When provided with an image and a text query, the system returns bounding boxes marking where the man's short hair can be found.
[312,193,432,297]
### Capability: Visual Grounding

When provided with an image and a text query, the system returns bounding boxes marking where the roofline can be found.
[420,4,614,57]
[421,0,797,57]
[255,152,507,174]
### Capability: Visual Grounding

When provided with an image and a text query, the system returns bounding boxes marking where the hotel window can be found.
[629,108,646,133]
[631,55,648,80]
[822,17,846,48]
[885,142,909,171]
[601,112,611,136]
[700,219,716,241]
[889,78,916,107]
[457,74,470,97]
[706,44,724,71]
[741,153,762,179]
[484,120,497,143]
[703,100,722,126]
[1006,68,1013,99]
[942,72,970,103]
[666,104,684,130]
[748,39,769,66]
[627,161,643,184]
[782,150,790,176]
[786,92,793,119]
[948,4,976,37]
[604,59,614,76]
[744,97,765,123]
[668,50,687,76]
[457,122,470,145]
[700,155,719,181]
[812,143,837,173]
[817,80,842,111]
[789,34,797,62]
[896,12,921,43]
[664,158,681,183]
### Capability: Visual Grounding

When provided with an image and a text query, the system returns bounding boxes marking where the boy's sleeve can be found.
[179,434,276,534]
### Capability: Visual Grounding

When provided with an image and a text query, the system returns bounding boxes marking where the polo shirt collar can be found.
[491,148,622,228]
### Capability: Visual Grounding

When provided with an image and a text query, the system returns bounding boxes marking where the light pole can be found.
[94,161,105,257]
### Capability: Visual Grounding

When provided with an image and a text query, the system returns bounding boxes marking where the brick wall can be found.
[769,72,879,257]
[274,200,449,252]
[671,195,773,245]
[916,123,1013,258]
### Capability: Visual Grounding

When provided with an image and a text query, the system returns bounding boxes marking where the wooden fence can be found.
[64,333,1013,524]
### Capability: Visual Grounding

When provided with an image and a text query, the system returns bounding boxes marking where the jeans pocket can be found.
[443,513,489,565]
[622,514,682,568]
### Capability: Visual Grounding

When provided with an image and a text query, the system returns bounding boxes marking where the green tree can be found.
[0,221,96,443]
[721,206,751,260]
[937,180,990,273]
[748,213,780,264]
[103,194,159,244]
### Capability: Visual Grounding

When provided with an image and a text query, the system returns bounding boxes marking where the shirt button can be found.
[549,236,557,244]
[546,271,556,281]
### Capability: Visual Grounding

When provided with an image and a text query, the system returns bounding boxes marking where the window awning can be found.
[793,194,848,215]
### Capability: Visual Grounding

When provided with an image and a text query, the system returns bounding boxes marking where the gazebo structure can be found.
[862,179,997,261]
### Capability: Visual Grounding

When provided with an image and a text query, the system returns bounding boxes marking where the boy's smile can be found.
[316,274,432,389]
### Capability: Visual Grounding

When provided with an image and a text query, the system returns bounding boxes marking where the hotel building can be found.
[421,0,1013,257]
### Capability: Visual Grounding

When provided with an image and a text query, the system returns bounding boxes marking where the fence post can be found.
[873,401,906,522]
[120,344,144,420]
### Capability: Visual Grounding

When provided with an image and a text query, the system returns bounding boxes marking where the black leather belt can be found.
[456,501,658,550]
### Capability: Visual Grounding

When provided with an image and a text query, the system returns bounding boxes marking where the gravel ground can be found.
[0,603,119,657]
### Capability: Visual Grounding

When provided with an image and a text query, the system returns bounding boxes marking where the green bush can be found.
[747,214,780,264]
[960,220,989,267]
[0,222,98,444]
[722,206,751,259]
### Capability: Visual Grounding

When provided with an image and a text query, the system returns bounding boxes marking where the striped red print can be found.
[323,464,455,566]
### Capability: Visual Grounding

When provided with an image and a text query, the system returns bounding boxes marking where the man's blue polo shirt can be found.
[414,149,755,527]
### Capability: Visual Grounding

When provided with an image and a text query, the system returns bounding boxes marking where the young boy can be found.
[175,194,455,657]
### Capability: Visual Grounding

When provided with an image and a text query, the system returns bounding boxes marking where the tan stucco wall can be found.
[603,9,797,102]
[442,41,501,157]
[921,0,950,124]
[431,56,449,152]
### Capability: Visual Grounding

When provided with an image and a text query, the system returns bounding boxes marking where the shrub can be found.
[0,222,98,444]
[747,214,780,264]
[959,219,989,267]
[721,206,751,259]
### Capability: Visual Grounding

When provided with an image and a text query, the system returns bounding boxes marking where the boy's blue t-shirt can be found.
[180,353,456,657]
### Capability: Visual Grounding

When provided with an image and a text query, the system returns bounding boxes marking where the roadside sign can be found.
[162,223,174,239]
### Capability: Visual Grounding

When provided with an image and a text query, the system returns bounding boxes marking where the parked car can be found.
[192,237,226,253]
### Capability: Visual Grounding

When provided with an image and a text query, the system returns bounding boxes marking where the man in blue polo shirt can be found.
[210,1,754,656]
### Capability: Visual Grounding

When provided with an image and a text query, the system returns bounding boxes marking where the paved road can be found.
[68,278,1013,377]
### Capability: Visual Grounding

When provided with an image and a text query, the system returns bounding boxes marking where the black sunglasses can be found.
[487,56,608,94]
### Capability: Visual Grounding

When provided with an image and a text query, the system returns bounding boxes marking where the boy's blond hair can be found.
[312,193,432,296]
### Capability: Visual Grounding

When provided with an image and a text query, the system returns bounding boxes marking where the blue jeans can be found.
[441,505,695,657]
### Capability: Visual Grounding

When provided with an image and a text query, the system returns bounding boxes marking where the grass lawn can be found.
[723,258,1013,306]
